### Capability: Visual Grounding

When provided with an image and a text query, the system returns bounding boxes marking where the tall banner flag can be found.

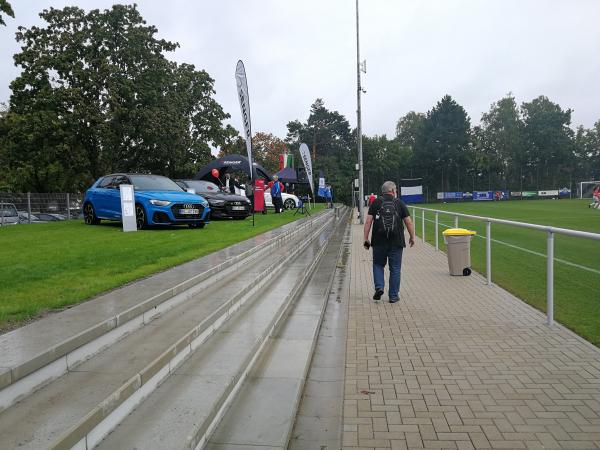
[299,143,314,197]
[318,170,327,197]
[235,60,253,180]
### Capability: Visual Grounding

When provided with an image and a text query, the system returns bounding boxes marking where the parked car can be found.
[0,203,20,225]
[35,213,67,221]
[264,189,300,210]
[176,180,251,220]
[83,174,210,229]
[18,211,46,223]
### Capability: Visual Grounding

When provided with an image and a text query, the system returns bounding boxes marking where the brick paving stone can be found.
[342,222,600,450]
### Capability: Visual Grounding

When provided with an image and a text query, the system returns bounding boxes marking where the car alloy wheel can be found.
[284,198,295,210]
[135,204,147,229]
[84,203,100,225]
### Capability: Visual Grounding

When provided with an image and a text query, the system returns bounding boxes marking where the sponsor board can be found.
[538,190,559,197]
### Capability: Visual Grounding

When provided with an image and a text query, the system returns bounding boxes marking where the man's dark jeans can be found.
[372,244,403,300]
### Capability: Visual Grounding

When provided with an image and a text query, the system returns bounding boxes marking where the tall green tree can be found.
[521,95,574,188]
[5,5,230,192]
[286,99,355,203]
[480,94,525,189]
[0,0,14,26]
[413,95,471,193]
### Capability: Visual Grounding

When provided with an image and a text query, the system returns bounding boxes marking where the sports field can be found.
[412,199,600,346]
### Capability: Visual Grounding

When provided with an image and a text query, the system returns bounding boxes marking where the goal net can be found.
[579,181,600,199]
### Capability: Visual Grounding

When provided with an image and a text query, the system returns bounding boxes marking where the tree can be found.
[521,96,574,188]
[286,99,355,203]
[395,111,426,150]
[5,5,231,192]
[480,94,525,189]
[0,0,14,26]
[413,95,471,193]
[251,132,288,173]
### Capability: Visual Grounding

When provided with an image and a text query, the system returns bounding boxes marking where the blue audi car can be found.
[83,174,210,229]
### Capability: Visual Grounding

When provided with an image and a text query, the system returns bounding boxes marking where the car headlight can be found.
[149,199,172,206]
[210,199,225,206]
[202,200,209,207]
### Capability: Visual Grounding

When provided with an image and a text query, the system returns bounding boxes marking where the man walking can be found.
[363,181,415,303]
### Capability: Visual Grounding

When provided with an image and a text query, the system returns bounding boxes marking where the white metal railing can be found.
[411,206,600,327]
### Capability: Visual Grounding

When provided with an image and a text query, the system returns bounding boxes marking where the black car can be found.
[176,180,251,220]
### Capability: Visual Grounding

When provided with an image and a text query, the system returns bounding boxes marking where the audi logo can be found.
[183,204,194,209]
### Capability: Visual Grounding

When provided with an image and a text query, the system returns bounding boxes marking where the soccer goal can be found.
[579,181,600,199]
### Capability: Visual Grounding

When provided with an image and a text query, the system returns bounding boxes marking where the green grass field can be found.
[411,199,600,345]
[0,206,325,331]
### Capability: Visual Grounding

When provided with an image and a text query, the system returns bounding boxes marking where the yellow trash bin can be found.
[442,228,476,276]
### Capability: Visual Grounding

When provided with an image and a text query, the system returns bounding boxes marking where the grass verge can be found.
[411,199,600,345]
[0,205,325,331]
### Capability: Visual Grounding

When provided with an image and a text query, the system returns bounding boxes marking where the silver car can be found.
[0,203,20,226]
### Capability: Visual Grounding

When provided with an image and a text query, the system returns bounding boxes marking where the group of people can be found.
[222,172,286,214]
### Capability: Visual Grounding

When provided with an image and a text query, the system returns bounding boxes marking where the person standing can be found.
[368,192,376,206]
[363,181,415,303]
[268,175,284,213]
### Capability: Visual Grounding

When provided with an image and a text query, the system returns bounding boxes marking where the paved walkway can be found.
[343,222,600,450]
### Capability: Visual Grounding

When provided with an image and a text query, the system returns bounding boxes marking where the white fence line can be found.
[411,206,600,327]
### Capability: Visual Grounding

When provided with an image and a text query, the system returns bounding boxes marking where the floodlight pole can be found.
[356,0,365,224]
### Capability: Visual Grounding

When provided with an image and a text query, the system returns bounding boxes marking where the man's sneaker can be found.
[389,297,399,303]
[373,289,384,301]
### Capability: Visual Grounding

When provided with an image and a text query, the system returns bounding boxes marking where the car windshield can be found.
[0,205,18,217]
[183,180,220,193]
[129,175,183,192]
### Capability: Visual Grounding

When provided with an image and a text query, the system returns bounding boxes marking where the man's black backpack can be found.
[374,197,401,239]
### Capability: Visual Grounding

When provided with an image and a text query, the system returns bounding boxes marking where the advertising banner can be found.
[120,184,137,232]
[400,185,423,203]
[473,191,494,201]
[253,178,265,212]
[522,191,537,198]
[493,190,509,201]
[437,192,463,200]
[511,191,522,198]
[317,172,327,197]
[299,143,314,196]
[235,60,253,180]
[538,190,559,197]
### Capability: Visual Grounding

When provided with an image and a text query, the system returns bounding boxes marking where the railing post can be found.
[421,209,425,242]
[27,192,32,224]
[66,193,70,220]
[435,212,439,250]
[486,220,492,285]
[547,231,554,326]
[454,215,459,228]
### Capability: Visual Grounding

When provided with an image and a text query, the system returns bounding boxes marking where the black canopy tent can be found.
[273,167,300,184]
[194,154,271,182]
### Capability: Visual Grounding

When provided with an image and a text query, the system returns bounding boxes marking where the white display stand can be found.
[120,184,137,232]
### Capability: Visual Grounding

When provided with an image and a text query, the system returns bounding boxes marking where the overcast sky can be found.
[1,0,599,146]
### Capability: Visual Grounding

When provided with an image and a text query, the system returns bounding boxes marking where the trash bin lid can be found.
[442,228,476,236]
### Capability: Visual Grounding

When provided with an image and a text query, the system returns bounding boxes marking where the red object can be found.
[254,179,265,212]
[211,168,219,178]
[368,194,376,205]
[267,180,284,193]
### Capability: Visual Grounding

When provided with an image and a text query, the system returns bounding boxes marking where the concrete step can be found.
[93,211,346,450]
[0,211,337,450]
[0,212,328,412]
[205,213,350,450]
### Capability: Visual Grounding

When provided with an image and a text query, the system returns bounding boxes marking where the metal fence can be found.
[410,206,600,327]
[0,192,84,223]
